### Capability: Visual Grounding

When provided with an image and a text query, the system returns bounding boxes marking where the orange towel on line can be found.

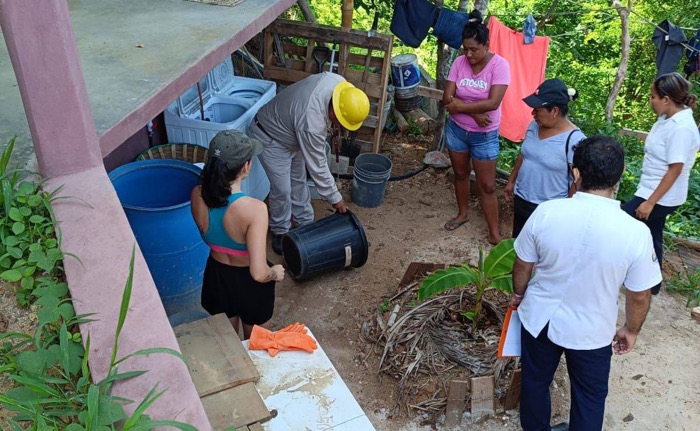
[487,17,550,142]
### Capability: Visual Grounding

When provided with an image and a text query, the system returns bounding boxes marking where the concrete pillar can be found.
[0,0,103,177]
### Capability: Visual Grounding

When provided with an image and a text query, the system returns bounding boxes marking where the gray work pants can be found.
[250,125,314,235]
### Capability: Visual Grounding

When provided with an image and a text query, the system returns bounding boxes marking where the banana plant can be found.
[418,239,516,333]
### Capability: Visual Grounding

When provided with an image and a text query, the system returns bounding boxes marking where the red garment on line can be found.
[487,17,550,142]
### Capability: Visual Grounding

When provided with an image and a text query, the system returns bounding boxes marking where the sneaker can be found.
[551,423,569,431]
[272,234,283,255]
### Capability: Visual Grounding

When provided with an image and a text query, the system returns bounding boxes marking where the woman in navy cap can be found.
[505,78,586,237]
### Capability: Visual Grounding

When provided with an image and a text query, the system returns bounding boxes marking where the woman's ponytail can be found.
[199,157,244,208]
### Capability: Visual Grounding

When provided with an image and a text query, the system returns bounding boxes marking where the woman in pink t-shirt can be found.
[442,10,510,244]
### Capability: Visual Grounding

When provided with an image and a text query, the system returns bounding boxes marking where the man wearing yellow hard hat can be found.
[250,73,370,254]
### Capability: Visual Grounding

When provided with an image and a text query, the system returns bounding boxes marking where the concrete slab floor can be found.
[0,0,295,169]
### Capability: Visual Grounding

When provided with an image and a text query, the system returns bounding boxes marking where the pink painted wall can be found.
[0,0,102,178]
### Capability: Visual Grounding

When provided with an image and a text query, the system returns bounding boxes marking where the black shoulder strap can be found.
[565,129,580,191]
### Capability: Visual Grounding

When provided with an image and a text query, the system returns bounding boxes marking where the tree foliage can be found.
[296,0,700,239]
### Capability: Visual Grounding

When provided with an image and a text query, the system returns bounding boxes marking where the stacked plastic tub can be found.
[164,57,275,201]
[351,153,393,208]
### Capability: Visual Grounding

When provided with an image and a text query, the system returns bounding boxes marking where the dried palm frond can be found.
[361,283,515,417]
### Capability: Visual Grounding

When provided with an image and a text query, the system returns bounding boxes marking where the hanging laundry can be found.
[653,19,688,77]
[487,17,550,142]
[432,7,469,50]
[523,14,537,44]
[683,29,700,78]
[390,0,440,48]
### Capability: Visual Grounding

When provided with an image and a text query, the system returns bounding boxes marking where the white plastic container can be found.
[164,57,276,201]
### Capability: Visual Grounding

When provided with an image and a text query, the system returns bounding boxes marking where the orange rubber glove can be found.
[249,325,318,357]
[267,322,308,356]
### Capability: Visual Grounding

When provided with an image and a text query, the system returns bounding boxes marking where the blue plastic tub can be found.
[109,159,208,315]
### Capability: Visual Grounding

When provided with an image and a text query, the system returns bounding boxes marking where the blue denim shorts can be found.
[445,119,500,161]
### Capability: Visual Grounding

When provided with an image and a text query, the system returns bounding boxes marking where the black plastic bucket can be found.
[281,211,369,280]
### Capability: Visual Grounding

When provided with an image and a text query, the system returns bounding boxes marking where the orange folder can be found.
[497,306,522,358]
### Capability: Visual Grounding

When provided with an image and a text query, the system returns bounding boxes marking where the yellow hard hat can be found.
[332,81,370,131]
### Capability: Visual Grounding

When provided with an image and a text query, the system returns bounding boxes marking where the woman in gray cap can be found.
[191,130,285,339]
[505,78,586,237]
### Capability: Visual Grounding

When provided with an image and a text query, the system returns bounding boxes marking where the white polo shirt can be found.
[514,192,662,350]
[636,108,700,207]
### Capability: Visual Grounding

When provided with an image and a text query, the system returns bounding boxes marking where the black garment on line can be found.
[390,0,440,48]
[653,19,688,77]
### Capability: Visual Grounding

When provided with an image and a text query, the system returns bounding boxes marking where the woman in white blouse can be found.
[622,72,700,295]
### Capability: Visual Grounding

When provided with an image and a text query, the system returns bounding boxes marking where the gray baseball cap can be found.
[208,130,263,168]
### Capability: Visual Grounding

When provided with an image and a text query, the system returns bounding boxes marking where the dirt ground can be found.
[266,136,700,430]
[1,135,699,430]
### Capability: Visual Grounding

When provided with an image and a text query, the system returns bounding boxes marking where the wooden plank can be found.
[399,262,447,289]
[348,52,385,69]
[263,29,275,70]
[361,49,373,84]
[356,138,373,153]
[362,114,380,129]
[445,380,469,428]
[264,67,312,85]
[269,19,392,51]
[419,65,438,118]
[373,38,393,152]
[338,42,350,77]
[304,39,316,73]
[417,85,444,101]
[503,369,522,411]
[174,314,259,397]
[200,382,271,430]
[283,41,308,57]
[470,376,495,420]
[345,68,382,86]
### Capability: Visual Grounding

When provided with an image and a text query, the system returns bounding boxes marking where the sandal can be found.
[444,218,469,231]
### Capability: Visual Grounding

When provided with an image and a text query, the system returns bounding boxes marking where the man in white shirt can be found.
[250,73,370,254]
[511,136,662,431]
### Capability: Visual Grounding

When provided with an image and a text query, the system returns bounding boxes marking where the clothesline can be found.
[486,5,698,54]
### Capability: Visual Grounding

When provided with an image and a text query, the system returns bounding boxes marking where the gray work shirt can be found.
[514,121,586,204]
[256,72,345,204]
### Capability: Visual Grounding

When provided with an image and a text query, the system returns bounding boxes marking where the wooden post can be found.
[504,369,522,411]
[341,0,353,30]
[444,380,469,428]
[470,376,495,421]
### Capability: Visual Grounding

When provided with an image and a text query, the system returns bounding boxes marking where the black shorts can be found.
[200,256,275,325]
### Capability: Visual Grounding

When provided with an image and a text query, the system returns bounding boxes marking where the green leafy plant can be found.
[0,135,81,306]
[1,247,195,430]
[378,299,391,313]
[405,119,423,137]
[0,137,194,429]
[418,239,516,332]
[666,267,700,307]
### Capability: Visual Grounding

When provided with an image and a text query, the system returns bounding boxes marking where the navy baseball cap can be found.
[523,79,571,108]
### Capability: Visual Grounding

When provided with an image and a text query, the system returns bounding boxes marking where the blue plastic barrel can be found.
[109,159,208,315]
[282,211,368,280]
[352,153,392,208]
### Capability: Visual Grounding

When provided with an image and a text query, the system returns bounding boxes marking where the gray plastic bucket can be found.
[352,153,392,208]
